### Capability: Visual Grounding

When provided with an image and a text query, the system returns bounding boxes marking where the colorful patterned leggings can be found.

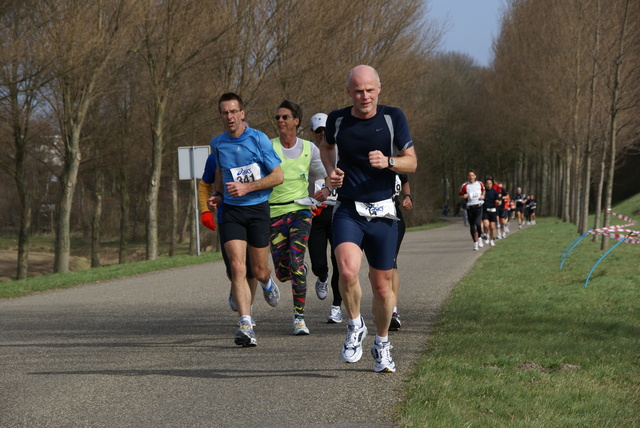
[269,210,312,315]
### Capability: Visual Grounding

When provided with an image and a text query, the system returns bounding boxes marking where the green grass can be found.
[407,219,450,231]
[0,252,221,298]
[397,196,640,427]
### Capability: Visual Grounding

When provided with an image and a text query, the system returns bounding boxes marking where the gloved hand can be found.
[201,211,216,231]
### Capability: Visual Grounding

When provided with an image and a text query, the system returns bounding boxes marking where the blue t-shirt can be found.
[202,153,216,184]
[325,105,413,202]
[210,127,281,206]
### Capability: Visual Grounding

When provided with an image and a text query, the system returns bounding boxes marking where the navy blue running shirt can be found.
[325,105,413,202]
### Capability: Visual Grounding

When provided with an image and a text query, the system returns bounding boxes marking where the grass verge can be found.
[397,199,640,426]
[0,252,221,299]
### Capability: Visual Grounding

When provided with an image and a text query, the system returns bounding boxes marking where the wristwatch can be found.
[387,157,395,169]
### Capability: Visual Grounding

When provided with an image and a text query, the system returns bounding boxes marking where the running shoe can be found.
[490,240,495,247]
[293,315,310,335]
[262,279,280,307]
[478,239,484,248]
[341,319,367,363]
[389,312,402,331]
[371,341,396,373]
[473,242,479,251]
[327,305,343,323]
[315,277,328,300]
[228,293,237,312]
[234,320,257,347]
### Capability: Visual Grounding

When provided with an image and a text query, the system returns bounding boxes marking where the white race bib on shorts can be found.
[354,198,398,221]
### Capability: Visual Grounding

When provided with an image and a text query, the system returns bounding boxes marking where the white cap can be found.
[310,113,327,131]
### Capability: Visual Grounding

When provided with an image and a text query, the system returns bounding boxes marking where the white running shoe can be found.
[484,239,490,245]
[473,242,479,251]
[328,305,343,323]
[389,312,402,331]
[341,320,367,363]
[371,341,396,373]
[490,240,495,247]
[234,320,257,347]
[293,315,310,335]
[228,293,237,312]
[478,239,484,248]
[315,277,328,300]
[262,279,280,307]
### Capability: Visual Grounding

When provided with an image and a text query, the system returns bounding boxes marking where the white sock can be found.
[260,278,273,290]
[376,334,388,344]
[349,316,363,328]
[393,306,398,313]
[240,315,252,325]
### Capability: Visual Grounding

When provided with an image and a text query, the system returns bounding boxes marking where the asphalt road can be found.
[0,218,485,427]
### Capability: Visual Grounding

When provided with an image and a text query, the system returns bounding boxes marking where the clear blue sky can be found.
[427,0,505,67]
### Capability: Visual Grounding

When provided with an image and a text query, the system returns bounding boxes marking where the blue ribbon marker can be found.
[560,231,591,270]
[584,236,627,288]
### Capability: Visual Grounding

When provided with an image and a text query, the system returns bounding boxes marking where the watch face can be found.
[389,157,395,167]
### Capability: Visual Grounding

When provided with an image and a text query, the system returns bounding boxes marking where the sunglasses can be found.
[275,114,292,121]
[314,127,325,134]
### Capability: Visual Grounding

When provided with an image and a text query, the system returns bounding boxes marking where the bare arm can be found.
[401,181,413,210]
[320,140,343,189]
[369,146,417,174]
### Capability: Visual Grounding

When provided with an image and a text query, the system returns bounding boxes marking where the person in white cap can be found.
[308,113,343,324]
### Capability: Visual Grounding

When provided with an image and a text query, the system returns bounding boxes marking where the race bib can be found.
[230,163,262,184]
[354,198,398,221]
[394,175,402,197]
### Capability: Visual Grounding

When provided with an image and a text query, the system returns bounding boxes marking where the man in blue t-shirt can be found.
[208,92,284,347]
[320,65,417,373]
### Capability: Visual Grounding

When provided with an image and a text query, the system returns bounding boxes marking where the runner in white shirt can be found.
[459,169,485,251]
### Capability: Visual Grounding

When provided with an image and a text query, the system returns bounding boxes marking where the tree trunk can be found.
[170,160,178,257]
[592,148,605,242]
[601,0,630,251]
[15,137,31,280]
[540,145,550,217]
[179,189,191,243]
[91,167,104,268]
[561,146,572,222]
[145,95,168,261]
[579,0,600,235]
[118,166,130,264]
[54,127,82,273]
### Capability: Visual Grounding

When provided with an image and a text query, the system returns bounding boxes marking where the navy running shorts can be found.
[332,201,398,271]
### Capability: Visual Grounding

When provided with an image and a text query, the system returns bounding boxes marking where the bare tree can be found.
[134,0,232,260]
[0,0,50,279]
[38,0,138,272]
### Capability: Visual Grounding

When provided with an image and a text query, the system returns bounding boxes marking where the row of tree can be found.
[422,0,639,250]
[0,0,440,279]
[1,0,638,280]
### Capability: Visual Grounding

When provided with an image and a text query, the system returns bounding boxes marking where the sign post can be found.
[178,146,210,256]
